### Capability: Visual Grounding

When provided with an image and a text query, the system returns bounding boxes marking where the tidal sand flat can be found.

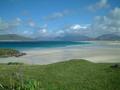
[0,41,120,64]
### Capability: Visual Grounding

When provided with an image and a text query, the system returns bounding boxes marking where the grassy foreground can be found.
[0,59,120,90]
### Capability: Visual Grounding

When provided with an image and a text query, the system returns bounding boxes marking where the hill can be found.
[56,35,92,41]
[0,60,120,90]
[0,34,33,41]
[96,34,120,41]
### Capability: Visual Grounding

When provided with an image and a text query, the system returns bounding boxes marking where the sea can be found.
[0,41,90,50]
[0,41,120,64]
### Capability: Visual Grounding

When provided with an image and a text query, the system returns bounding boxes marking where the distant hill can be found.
[0,34,33,41]
[56,35,92,41]
[96,34,120,41]
[36,35,92,41]
[3,34,119,41]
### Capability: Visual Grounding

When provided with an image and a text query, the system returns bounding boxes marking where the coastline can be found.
[0,41,120,64]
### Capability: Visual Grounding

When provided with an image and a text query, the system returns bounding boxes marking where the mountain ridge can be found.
[95,34,120,41]
[0,34,33,41]
[0,34,120,41]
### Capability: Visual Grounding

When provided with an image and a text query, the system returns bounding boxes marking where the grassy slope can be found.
[0,59,120,90]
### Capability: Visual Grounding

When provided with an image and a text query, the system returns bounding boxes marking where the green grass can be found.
[0,48,20,57]
[0,59,120,90]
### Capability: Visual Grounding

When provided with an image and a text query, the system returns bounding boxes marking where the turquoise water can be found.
[0,41,90,50]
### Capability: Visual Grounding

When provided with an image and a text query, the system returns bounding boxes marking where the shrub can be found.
[7,62,24,65]
[0,48,20,57]
[0,72,41,90]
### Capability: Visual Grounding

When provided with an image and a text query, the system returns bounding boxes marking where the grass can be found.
[7,62,24,65]
[0,59,120,90]
[0,48,20,57]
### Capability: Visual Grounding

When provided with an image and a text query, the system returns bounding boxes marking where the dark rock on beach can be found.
[14,53,26,57]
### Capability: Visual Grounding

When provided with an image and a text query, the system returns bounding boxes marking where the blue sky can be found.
[0,0,120,39]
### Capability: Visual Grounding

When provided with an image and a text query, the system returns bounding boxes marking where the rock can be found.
[14,53,26,57]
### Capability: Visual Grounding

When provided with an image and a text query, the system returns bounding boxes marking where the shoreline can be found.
[0,41,120,65]
[0,44,120,64]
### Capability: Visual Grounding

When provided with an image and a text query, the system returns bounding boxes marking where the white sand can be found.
[0,41,120,64]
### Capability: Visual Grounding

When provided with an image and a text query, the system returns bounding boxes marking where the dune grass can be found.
[0,48,20,57]
[0,59,120,90]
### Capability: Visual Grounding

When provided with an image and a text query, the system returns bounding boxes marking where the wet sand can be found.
[0,41,120,64]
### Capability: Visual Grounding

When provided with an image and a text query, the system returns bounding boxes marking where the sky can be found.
[0,0,120,39]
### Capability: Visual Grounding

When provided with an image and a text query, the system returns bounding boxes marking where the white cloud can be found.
[109,7,120,20]
[28,21,36,27]
[0,17,22,31]
[55,30,65,37]
[44,10,70,20]
[89,7,120,36]
[1,7,120,40]
[53,24,90,38]
[23,30,33,35]
[16,17,22,22]
[70,24,88,30]
[88,0,110,11]
[41,29,47,33]
[55,7,120,38]
[57,30,64,34]
[11,17,22,26]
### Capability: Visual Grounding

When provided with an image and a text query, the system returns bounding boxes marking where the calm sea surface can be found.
[0,41,90,50]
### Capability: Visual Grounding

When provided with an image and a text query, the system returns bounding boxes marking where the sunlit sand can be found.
[0,41,120,64]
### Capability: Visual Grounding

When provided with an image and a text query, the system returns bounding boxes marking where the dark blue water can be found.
[0,41,90,50]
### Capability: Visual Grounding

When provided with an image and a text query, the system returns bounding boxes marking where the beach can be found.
[0,41,120,64]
